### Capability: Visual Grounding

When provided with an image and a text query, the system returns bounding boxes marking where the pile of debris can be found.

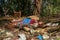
[0,16,60,40]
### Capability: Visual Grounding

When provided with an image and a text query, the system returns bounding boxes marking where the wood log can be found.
[45,26,60,33]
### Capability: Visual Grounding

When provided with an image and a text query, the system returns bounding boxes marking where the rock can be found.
[6,32,14,37]
[30,29,35,34]
[24,27,30,31]
[35,28,42,33]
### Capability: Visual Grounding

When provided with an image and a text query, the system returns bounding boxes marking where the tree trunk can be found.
[33,0,42,17]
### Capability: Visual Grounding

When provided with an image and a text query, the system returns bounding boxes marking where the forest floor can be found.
[0,16,60,40]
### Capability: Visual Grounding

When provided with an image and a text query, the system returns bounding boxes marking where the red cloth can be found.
[30,19,36,24]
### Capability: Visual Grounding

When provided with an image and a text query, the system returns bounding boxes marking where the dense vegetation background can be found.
[0,0,60,18]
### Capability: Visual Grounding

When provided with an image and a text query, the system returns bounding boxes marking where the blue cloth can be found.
[22,18,31,25]
[37,34,43,40]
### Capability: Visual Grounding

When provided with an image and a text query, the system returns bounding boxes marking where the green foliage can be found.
[1,0,60,17]
[41,0,60,17]
[2,0,35,16]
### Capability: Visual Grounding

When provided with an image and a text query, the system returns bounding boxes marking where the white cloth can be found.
[43,34,49,39]
[45,23,52,26]
[18,33,26,40]
[51,23,59,26]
